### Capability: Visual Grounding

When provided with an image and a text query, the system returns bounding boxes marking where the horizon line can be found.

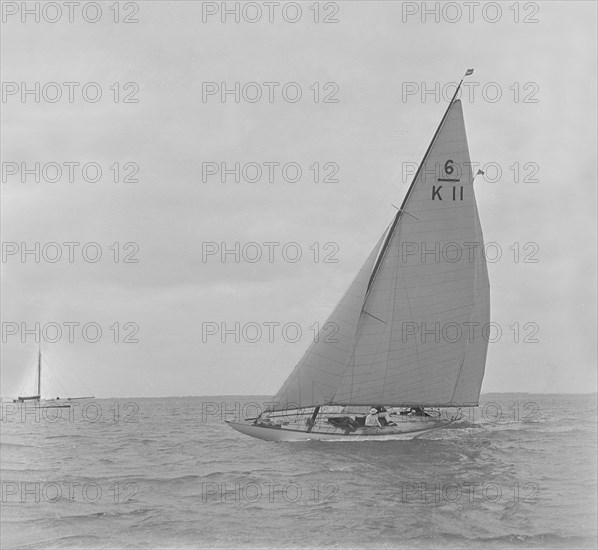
[2,391,597,401]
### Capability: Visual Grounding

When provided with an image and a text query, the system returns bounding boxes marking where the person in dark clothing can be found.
[408,406,430,417]
[375,406,397,426]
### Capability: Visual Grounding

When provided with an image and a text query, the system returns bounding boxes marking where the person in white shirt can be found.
[365,407,382,427]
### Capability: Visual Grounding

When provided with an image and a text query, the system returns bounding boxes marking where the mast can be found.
[306,406,320,433]
[37,344,41,398]
[366,69,474,293]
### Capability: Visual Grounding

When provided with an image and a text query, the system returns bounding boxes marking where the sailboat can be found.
[13,346,94,406]
[227,70,490,441]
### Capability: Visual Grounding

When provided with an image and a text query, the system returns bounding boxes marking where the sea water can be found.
[1,393,596,549]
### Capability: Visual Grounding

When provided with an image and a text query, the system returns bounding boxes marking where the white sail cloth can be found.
[269,100,489,412]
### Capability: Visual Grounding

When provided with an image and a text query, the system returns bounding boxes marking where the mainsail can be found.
[268,91,489,412]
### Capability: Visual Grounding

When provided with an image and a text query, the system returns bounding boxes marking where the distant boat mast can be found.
[36,344,41,398]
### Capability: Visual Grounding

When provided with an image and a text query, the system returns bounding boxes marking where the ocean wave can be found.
[2,394,595,548]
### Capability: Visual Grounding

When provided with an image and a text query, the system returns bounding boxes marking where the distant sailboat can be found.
[227,70,490,441]
[13,346,94,406]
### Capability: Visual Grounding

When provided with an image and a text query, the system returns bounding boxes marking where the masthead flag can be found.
[465,68,474,76]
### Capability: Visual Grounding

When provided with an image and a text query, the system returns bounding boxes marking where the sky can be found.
[1,0,597,398]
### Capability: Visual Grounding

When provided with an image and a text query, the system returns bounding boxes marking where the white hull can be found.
[12,397,93,408]
[226,418,452,442]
